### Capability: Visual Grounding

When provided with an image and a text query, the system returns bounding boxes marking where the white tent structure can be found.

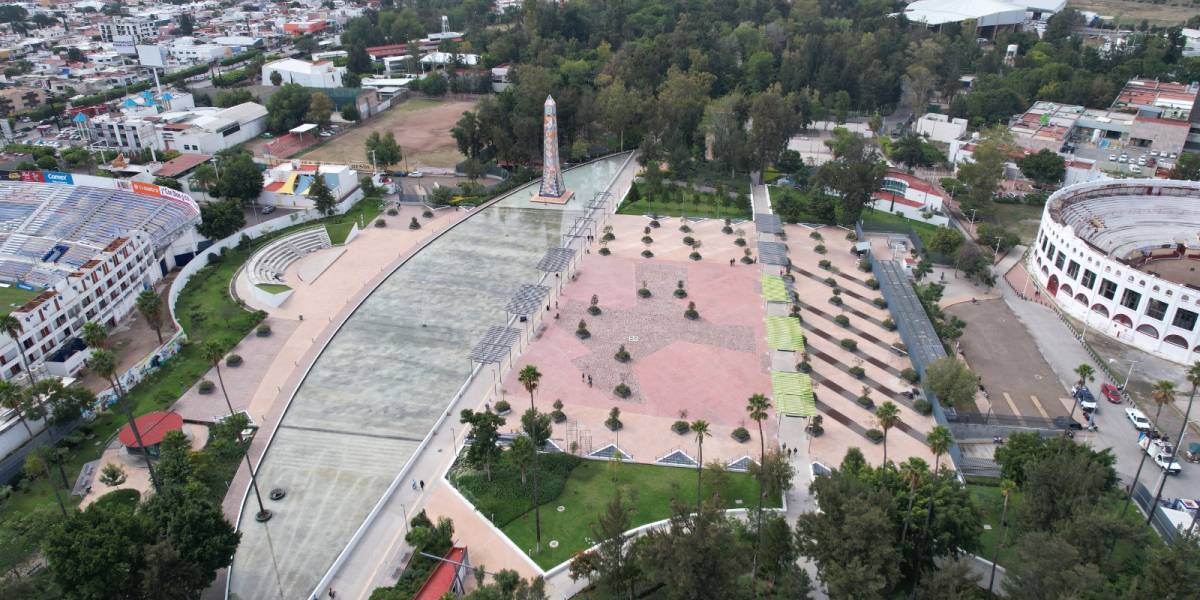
[901,0,1026,28]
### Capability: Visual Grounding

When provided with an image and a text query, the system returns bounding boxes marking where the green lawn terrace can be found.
[617,181,751,220]
[451,453,782,570]
[0,283,38,317]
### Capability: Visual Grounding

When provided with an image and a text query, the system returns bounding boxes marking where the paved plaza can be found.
[502,213,774,466]
[783,224,939,468]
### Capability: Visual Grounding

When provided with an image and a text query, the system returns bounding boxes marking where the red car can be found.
[1101,383,1123,404]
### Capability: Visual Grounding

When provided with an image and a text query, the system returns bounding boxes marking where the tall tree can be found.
[926,426,953,476]
[306,92,335,128]
[748,85,794,174]
[1001,533,1103,600]
[202,341,269,519]
[518,364,544,552]
[745,392,771,589]
[924,358,977,409]
[813,130,885,225]
[639,498,747,600]
[690,419,711,507]
[135,290,165,344]
[875,401,900,465]
[1146,372,1194,524]
[569,491,638,599]
[988,479,1016,594]
[308,172,337,216]
[459,408,504,480]
[214,151,263,202]
[0,380,67,516]
[1,314,35,385]
[88,349,159,493]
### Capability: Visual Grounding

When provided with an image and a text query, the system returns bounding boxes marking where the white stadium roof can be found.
[901,0,1027,27]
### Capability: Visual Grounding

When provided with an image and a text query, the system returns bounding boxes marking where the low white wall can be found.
[251,285,292,307]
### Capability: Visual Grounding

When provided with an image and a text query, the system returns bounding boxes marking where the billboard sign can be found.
[43,171,74,185]
[136,44,167,68]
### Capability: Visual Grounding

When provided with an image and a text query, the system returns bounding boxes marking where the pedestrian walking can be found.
[730,258,735,267]
[329,587,336,599]
[587,375,593,387]
[411,479,417,490]
[419,480,425,491]
[582,372,585,382]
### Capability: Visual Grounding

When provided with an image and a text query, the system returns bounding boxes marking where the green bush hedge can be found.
[451,453,582,527]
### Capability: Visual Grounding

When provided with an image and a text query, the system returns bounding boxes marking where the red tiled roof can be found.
[118,411,183,448]
[872,191,925,209]
[264,181,285,192]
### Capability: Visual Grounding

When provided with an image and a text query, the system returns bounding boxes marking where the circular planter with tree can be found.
[409,217,421,230]
[256,323,272,337]
[865,428,884,443]
[606,406,623,430]
[552,399,567,423]
[198,379,215,394]
[494,400,512,416]
[674,280,687,298]
[587,295,602,316]
[684,302,700,320]
[226,354,243,367]
[672,420,691,435]
[576,319,591,339]
[614,344,631,362]
[638,281,652,298]
[732,427,751,443]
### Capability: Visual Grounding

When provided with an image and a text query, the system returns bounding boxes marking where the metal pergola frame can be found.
[505,284,551,317]
[536,247,576,272]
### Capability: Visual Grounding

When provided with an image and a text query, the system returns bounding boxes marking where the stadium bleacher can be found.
[0,181,200,286]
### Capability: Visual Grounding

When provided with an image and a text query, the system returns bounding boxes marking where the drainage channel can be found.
[800,301,895,349]
[801,321,904,378]
[807,349,920,413]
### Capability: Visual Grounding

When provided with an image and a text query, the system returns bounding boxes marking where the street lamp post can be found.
[1109,358,1139,391]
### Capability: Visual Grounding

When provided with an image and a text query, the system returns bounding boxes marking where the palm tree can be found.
[988,478,1017,593]
[1065,363,1095,432]
[511,436,533,486]
[691,419,711,507]
[926,426,952,476]
[1,314,36,385]
[517,364,543,552]
[1149,379,1175,432]
[192,163,217,201]
[202,341,270,520]
[745,393,771,592]
[87,349,159,494]
[135,290,164,344]
[0,380,66,516]
[81,321,107,349]
[875,402,900,465]
[899,457,927,548]
[1148,371,1197,525]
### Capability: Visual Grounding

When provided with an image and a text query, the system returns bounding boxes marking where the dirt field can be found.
[1069,0,1200,26]
[298,98,475,170]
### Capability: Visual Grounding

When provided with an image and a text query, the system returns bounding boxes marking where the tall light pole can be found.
[1109,358,1139,391]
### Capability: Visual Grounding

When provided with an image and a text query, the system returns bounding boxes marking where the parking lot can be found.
[948,299,1072,423]
[1070,136,1177,177]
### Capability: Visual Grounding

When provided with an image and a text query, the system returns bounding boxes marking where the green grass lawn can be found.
[500,460,780,569]
[617,184,750,220]
[991,203,1044,244]
[968,483,1152,569]
[0,285,38,317]
[325,222,354,245]
[255,283,292,294]
[860,209,942,246]
[0,198,383,573]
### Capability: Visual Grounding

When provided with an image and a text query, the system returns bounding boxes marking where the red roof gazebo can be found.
[118,411,184,457]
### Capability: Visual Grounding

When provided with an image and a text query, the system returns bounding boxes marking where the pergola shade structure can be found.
[765,316,805,352]
[757,241,790,266]
[771,371,817,417]
[505,284,551,317]
[469,326,522,365]
[761,274,791,303]
[536,247,576,272]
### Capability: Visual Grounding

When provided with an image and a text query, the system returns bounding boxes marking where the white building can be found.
[1032,179,1200,364]
[260,162,360,209]
[262,58,346,88]
[914,113,968,144]
[156,103,269,154]
[869,170,950,226]
[168,39,230,63]
[99,17,159,48]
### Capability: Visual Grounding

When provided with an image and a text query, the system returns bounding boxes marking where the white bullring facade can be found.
[1031,179,1200,364]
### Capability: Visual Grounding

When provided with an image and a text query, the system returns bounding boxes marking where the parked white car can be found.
[1126,407,1152,431]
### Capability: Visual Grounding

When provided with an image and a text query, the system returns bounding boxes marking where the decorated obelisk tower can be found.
[532,95,573,204]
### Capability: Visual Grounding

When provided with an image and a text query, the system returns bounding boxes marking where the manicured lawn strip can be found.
[0,198,383,572]
[617,183,750,220]
[325,222,354,245]
[255,283,292,294]
[451,453,583,527]
[500,461,780,569]
[860,209,942,248]
[968,483,1153,569]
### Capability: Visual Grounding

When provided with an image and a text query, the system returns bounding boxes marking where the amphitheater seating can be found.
[247,227,332,286]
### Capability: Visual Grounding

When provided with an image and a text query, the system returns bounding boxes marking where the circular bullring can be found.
[1031,178,1200,363]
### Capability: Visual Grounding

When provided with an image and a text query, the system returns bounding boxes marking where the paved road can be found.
[998,270,1199,503]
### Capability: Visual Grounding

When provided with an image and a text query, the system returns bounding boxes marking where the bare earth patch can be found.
[298,98,477,170]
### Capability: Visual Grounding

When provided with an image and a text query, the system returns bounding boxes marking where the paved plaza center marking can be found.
[277,424,425,443]
[1028,394,1051,420]
[1002,392,1022,417]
